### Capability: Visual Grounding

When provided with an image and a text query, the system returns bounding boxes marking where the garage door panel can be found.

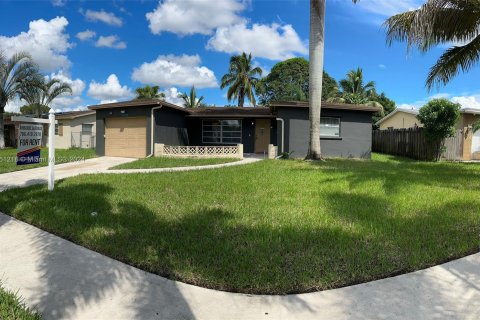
[105,117,147,158]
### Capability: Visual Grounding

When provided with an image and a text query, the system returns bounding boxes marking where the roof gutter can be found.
[277,118,284,153]
[147,104,163,158]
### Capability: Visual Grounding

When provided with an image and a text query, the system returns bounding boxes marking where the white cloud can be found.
[83,9,123,27]
[52,0,66,7]
[162,87,184,106]
[146,0,245,35]
[132,54,218,88]
[5,98,25,113]
[95,35,126,49]
[47,70,86,110]
[451,95,480,109]
[87,74,132,102]
[401,93,480,110]
[76,29,96,41]
[0,17,73,72]
[207,22,307,60]
[378,64,386,69]
[354,0,422,17]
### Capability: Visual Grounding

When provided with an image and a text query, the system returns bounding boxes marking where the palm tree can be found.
[329,68,383,109]
[221,52,262,107]
[19,77,72,117]
[0,52,39,149]
[135,85,165,100]
[385,0,480,89]
[181,86,204,108]
[306,0,360,160]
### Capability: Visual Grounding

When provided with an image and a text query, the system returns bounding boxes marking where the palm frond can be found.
[426,34,480,89]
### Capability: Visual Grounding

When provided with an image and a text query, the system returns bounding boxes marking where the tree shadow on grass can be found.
[304,158,480,195]
[0,182,195,319]
[1,168,480,318]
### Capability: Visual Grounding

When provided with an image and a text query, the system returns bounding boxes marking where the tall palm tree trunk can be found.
[306,0,325,160]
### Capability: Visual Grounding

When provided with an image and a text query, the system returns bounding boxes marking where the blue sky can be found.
[2,0,480,112]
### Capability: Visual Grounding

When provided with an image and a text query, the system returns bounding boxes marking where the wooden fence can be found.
[372,128,464,161]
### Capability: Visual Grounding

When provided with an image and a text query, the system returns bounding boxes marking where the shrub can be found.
[417,98,460,161]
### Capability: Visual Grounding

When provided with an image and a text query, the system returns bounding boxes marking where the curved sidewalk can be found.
[106,157,261,174]
[0,212,479,320]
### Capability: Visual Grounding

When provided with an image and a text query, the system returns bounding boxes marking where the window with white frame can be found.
[202,119,242,144]
[320,117,340,137]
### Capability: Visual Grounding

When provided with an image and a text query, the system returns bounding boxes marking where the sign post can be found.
[48,109,55,191]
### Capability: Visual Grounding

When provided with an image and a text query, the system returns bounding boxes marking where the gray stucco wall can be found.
[154,107,189,146]
[276,107,373,159]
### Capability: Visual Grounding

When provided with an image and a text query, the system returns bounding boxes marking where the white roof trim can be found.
[375,108,419,126]
[461,108,480,115]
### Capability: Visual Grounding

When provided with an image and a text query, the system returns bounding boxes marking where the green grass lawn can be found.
[0,285,40,320]
[0,154,479,294]
[110,156,239,170]
[0,148,96,174]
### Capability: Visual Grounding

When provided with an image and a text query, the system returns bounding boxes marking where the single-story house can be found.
[461,108,480,157]
[375,106,480,160]
[88,99,381,159]
[376,107,421,130]
[54,110,96,149]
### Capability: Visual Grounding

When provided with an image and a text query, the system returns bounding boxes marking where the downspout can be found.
[147,103,163,157]
[277,118,284,153]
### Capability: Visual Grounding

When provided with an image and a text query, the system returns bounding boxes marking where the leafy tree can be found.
[0,52,39,149]
[255,57,338,104]
[307,0,360,160]
[181,86,205,108]
[20,104,50,115]
[385,1,480,89]
[372,92,396,127]
[18,77,72,117]
[135,85,165,100]
[417,98,461,161]
[221,52,262,107]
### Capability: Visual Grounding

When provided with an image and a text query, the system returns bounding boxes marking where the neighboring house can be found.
[376,107,421,130]
[459,108,480,158]
[375,106,480,160]
[88,99,381,159]
[55,110,96,149]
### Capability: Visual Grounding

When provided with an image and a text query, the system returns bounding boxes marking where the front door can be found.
[255,119,270,153]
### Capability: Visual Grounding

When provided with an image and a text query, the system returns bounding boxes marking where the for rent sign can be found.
[17,124,43,165]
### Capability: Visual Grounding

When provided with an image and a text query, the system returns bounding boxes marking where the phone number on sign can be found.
[0,157,87,163]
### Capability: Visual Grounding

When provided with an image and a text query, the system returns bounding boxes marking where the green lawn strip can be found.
[109,156,239,170]
[0,285,41,320]
[0,154,479,294]
[0,148,96,174]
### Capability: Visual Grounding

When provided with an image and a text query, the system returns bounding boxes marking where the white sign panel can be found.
[17,124,43,165]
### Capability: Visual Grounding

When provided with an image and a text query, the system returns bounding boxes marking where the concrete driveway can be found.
[0,157,135,191]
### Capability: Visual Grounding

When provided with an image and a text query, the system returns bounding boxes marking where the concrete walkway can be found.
[0,157,135,191]
[0,157,259,191]
[0,212,479,319]
[107,157,260,174]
